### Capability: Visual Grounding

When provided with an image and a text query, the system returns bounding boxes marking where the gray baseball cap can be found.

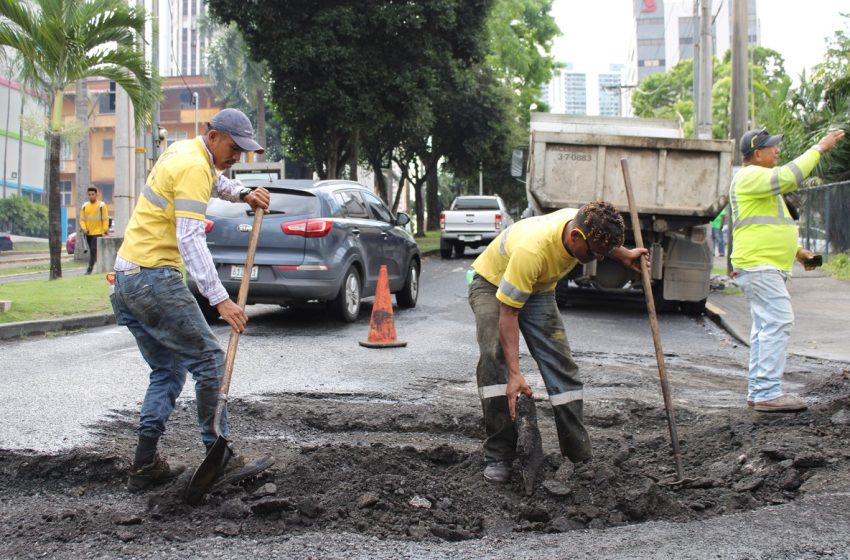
[209,108,265,154]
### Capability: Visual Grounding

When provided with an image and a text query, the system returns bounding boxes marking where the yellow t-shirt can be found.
[80,200,109,235]
[472,208,579,308]
[118,137,215,268]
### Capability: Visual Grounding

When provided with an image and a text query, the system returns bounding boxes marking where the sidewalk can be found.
[706,256,850,364]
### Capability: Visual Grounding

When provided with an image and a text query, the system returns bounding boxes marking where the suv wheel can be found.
[331,266,362,322]
[439,239,452,259]
[193,292,220,323]
[396,259,419,308]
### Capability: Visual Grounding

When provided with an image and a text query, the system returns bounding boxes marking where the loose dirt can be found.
[2,364,849,557]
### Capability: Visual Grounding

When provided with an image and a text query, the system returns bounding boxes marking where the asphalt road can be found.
[2,254,848,558]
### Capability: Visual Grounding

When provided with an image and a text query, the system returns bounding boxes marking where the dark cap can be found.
[208,109,264,154]
[739,128,782,157]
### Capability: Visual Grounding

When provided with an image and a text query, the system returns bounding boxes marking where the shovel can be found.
[185,208,265,505]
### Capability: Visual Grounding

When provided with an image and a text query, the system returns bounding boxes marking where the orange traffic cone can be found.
[359,264,407,348]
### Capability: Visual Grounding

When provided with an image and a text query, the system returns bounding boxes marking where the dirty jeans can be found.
[468,275,591,464]
[110,266,226,447]
[734,268,794,402]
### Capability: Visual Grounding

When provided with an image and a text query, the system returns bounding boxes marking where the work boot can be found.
[213,452,274,488]
[127,454,186,492]
[483,459,512,484]
[753,395,807,413]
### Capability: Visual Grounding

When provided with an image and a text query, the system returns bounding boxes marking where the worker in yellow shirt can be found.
[79,186,109,274]
[468,201,646,484]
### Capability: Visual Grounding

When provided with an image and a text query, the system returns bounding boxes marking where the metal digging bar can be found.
[620,158,684,481]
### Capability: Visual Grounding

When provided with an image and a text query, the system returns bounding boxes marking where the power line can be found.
[163,0,195,99]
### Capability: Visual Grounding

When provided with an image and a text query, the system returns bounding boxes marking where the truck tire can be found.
[681,298,707,316]
[453,243,465,257]
[330,266,362,322]
[396,259,420,308]
[440,240,452,259]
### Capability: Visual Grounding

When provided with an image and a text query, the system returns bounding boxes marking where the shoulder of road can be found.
[1,253,848,365]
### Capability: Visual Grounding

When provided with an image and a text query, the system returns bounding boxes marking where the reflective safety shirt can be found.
[729,147,820,273]
[118,137,215,268]
[80,201,109,235]
[471,208,579,308]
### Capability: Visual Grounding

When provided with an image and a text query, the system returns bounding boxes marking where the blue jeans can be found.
[712,227,726,256]
[468,275,591,463]
[734,269,794,402]
[110,266,226,447]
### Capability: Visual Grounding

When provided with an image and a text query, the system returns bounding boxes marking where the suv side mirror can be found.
[395,212,411,227]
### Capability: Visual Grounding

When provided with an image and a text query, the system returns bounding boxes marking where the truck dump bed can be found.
[527,114,734,218]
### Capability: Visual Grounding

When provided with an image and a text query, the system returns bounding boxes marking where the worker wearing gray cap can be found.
[111,108,273,491]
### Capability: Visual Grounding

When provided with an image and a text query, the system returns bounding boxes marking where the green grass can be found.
[0,259,85,278]
[0,273,112,324]
[415,230,441,253]
[824,252,850,280]
[5,241,49,253]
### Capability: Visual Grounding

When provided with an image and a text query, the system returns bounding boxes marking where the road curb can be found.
[704,300,749,346]
[0,313,116,341]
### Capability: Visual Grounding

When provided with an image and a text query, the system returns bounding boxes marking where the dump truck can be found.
[525,113,734,313]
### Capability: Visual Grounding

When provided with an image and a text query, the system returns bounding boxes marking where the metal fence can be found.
[797,180,850,258]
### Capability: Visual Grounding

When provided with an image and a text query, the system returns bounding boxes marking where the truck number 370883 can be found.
[557,152,592,162]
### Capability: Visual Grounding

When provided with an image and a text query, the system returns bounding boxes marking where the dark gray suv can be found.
[189,179,420,322]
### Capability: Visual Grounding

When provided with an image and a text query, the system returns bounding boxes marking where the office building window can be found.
[99,182,114,204]
[103,138,113,158]
[60,180,72,207]
[98,81,116,114]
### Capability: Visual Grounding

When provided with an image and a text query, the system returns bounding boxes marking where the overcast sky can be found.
[550,0,848,79]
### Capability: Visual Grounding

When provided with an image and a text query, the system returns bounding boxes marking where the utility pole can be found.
[695,0,713,140]
[478,162,483,196]
[692,0,700,135]
[150,0,160,164]
[730,0,749,167]
[134,0,146,204]
[114,85,132,238]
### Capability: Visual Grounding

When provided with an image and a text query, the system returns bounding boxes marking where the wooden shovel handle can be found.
[219,208,265,398]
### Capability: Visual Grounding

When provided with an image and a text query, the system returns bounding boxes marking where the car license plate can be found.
[459,235,481,242]
[230,265,258,280]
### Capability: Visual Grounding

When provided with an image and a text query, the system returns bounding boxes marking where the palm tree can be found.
[0,0,158,279]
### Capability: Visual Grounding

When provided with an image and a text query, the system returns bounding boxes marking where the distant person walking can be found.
[711,210,726,257]
[79,187,109,274]
[468,201,646,484]
[730,126,845,413]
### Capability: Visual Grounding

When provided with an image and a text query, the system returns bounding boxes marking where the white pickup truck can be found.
[439,195,514,258]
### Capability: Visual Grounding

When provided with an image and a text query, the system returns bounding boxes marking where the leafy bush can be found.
[0,196,49,237]
[825,252,850,280]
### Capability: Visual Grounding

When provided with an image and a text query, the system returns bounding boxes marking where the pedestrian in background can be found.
[79,186,109,274]
[468,201,646,483]
[110,108,274,492]
[730,126,845,413]
[711,210,726,257]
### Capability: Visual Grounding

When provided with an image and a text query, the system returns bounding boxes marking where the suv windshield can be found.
[207,189,319,217]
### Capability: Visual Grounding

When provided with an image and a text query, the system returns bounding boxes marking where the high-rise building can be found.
[627,0,760,86]
[539,69,565,113]
[564,66,587,115]
[598,65,624,117]
[159,0,209,77]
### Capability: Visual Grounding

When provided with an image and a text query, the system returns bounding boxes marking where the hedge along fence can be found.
[0,196,48,237]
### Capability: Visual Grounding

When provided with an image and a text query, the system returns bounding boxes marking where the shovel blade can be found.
[516,395,544,496]
[184,436,233,505]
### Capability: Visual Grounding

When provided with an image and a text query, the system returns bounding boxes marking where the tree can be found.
[200,18,278,162]
[0,0,158,279]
